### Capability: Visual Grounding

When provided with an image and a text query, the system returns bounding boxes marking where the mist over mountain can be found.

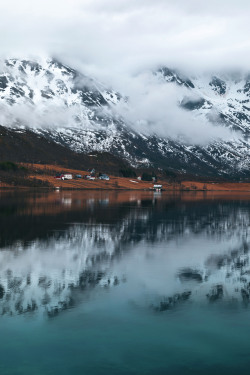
[1,58,250,178]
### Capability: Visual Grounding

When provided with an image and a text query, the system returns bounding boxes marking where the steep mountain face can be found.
[157,67,250,134]
[1,58,250,178]
[0,125,130,175]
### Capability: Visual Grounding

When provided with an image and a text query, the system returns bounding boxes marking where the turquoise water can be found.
[1,190,250,374]
[2,298,250,374]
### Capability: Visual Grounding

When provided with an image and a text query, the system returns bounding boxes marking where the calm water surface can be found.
[1,190,250,374]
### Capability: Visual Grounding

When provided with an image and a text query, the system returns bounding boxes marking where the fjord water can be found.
[1,190,250,374]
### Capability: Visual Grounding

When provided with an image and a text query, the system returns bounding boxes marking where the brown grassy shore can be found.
[23,163,156,190]
[2,163,250,191]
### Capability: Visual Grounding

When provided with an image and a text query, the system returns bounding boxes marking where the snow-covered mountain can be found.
[1,58,250,178]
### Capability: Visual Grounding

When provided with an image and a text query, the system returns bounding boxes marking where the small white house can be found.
[154,184,162,191]
[62,174,73,180]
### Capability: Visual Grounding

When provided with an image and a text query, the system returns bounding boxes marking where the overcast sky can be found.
[1,0,250,76]
[0,0,249,142]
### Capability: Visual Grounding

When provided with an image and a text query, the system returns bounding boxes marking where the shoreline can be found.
[1,185,250,192]
[1,163,250,192]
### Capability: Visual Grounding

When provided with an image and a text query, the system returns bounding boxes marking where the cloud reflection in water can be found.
[1,191,250,317]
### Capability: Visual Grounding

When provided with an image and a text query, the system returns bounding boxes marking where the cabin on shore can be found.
[153,184,162,191]
[61,174,73,180]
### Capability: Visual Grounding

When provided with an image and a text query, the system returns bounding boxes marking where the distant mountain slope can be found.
[1,58,250,179]
[0,126,130,174]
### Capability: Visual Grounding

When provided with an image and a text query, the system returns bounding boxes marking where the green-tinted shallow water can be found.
[1,190,250,374]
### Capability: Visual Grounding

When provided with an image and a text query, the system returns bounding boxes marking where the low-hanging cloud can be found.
[112,73,235,144]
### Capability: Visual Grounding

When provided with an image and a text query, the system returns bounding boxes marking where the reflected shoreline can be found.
[1,189,250,216]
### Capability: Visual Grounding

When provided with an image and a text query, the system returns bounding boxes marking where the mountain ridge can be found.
[1,58,250,179]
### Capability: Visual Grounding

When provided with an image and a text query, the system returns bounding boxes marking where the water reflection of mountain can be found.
[1,191,250,316]
[1,191,250,248]
[153,240,250,312]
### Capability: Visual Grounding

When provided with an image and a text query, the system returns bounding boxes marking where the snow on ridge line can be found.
[1,58,250,175]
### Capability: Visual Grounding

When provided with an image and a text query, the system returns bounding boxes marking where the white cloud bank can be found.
[1,0,249,74]
[113,73,234,144]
